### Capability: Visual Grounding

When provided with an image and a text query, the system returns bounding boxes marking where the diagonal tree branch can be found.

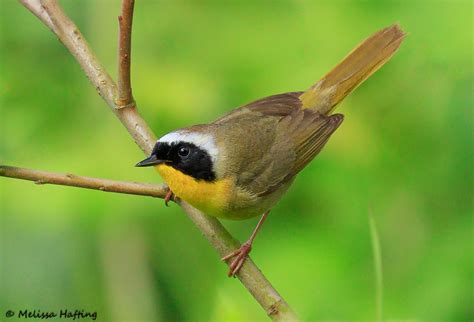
[0,165,168,198]
[16,1,299,321]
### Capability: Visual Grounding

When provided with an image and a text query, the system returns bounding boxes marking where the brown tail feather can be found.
[300,23,406,114]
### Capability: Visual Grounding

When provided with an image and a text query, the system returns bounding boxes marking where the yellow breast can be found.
[155,164,233,217]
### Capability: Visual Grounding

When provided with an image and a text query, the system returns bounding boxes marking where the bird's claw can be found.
[164,189,175,207]
[221,242,252,277]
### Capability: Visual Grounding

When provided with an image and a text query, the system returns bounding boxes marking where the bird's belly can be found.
[155,164,234,217]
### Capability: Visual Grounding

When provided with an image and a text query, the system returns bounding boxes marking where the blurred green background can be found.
[1,1,472,321]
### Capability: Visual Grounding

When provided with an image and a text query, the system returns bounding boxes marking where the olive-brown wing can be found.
[248,109,343,197]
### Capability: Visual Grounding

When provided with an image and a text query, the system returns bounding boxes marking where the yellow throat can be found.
[155,164,233,216]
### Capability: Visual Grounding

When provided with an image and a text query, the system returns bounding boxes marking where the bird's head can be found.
[136,130,218,182]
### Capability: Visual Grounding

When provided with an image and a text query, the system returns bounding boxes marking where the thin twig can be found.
[117,0,135,108]
[18,1,299,321]
[0,165,168,198]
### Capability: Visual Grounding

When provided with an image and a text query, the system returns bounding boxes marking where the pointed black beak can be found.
[135,154,166,167]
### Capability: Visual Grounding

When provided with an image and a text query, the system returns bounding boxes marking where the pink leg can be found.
[221,210,270,277]
[164,188,174,207]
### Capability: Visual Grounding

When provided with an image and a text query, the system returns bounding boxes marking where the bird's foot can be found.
[221,241,252,277]
[164,188,175,207]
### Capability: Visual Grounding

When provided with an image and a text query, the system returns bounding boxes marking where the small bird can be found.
[137,24,405,276]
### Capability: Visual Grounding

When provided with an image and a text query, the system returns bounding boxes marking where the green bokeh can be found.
[1,1,472,321]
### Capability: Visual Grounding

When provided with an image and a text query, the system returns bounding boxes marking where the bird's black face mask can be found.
[136,141,216,182]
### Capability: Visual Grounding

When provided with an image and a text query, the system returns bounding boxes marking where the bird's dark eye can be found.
[178,146,190,157]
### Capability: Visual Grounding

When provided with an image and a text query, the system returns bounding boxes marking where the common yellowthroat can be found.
[137,24,405,276]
